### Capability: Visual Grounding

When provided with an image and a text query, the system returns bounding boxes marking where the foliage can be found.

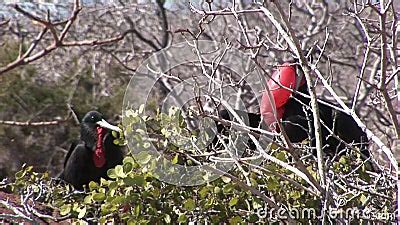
[3,107,394,223]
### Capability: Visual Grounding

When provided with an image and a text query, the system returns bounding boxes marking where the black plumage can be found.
[278,84,369,157]
[213,67,369,158]
[213,109,263,151]
[215,102,369,159]
[58,111,124,190]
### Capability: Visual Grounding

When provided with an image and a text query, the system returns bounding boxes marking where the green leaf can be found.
[222,183,234,194]
[266,177,280,191]
[290,190,302,200]
[221,176,231,183]
[60,204,71,216]
[77,206,86,219]
[112,130,118,138]
[125,110,138,118]
[111,196,125,205]
[359,194,368,205]
[107,169,117,179]
[268,142,280,150]
[99,218,108,224]
[72,203,79,211]
[229,197,239,207]
[100,177,110,186]
[123,176,146,187]
[229,216,242,224]
[152,188,161,198]
[250,177,258,186]
[164,214,171,223]
[249,214,258,223]
[171,154,179,164]
[123,156,135,164]
[88,181,98,190]
[83,195,93,204]
[123,162,133,174]
[252,198,263,209]
[115,165,126,178]
[135,151,152,165]
[183,198,196,211]
[15,170,26,179]
[339,156,347,164]
[93,193,106,202]
[199,187,209,199]
[32,185,39,193]
[109,181,118,190]
[276,151,286,161]
[178,214,187,223]
[26,166,33,172]
[134,204,141,216]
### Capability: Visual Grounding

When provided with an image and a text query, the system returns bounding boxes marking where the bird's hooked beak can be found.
[96,119,122,132]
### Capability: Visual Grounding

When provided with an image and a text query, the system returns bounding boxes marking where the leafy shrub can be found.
[3,106,394,223]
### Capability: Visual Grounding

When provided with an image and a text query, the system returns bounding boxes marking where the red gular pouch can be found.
[260,64,297,131]
[93,126,107,168]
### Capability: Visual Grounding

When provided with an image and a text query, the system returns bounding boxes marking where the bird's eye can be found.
[91,116,95,120]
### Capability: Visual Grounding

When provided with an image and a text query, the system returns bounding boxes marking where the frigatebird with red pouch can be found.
[260,63,369,157]
[58,111,124,190]
[216,63,370,159]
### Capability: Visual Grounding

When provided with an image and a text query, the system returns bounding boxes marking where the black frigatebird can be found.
[213,63,370,159]
[58,111,124,190]
[260,63,369,157]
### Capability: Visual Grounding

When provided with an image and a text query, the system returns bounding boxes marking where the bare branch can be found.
[259,3,327,190]
[0,119,68,127]
[0,19,10,27]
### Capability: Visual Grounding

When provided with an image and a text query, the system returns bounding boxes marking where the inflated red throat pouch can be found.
[93,126,106,168]
[260,64,297,129]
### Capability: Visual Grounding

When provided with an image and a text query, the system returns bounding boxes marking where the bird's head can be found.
[82,111,121,132]
[260,63,306,129]
[81,111,121,150]
[80,111,122,168]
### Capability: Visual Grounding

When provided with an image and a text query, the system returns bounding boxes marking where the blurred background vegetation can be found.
[0,40,127,178]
